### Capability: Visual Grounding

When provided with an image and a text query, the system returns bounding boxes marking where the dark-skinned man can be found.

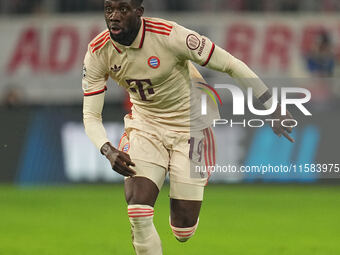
[82,0,294,254]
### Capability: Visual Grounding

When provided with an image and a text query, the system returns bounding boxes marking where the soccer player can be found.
[82,0,294,254]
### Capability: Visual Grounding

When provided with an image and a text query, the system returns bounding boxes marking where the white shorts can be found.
[118,114,216,201]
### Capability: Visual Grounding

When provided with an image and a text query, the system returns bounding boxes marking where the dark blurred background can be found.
[1,0,340,14]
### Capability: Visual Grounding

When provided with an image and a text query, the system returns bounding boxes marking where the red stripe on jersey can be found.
[111,41,122,54]
[145,24,172,32]
[203,129,209,167]
[203,129,211,186]
[91,31,109,46]
[91,31,122,54]
[118,133,127,150]
[144,20,173,29]
[209,128,216,165]
[84,86,107,96]
[202,43,215,66]
[145,29,170,36]
[208,130,213,181]
[139,19,146,48]
[91,31,110,47]
[205,129,212,166]
[92,35,110,53]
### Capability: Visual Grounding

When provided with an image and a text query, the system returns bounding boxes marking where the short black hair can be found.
[131,0,143,7]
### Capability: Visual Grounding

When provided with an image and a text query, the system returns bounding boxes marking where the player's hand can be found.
[101,142,136,177]
[270,105,295,143]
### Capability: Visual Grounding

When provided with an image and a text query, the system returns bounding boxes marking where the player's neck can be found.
[113,18,142,46]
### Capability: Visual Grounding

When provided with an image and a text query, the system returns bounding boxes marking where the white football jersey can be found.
[82,17,221,131]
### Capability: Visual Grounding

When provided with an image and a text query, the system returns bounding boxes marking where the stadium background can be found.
[0,1,339,254]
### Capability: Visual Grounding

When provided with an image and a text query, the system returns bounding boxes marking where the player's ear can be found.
[135,6,144,17]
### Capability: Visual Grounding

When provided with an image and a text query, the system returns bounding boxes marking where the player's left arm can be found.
[169,23,294,142]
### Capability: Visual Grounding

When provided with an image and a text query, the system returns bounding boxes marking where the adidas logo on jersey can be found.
[111,65,121,72]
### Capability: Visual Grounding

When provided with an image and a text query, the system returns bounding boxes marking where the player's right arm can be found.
[82,48,136,177]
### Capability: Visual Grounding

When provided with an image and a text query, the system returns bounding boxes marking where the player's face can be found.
[104,0,143,42]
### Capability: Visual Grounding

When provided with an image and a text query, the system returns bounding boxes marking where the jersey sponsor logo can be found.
[148,56,160,69]
[127,79,154,101]
[186,34,201,50]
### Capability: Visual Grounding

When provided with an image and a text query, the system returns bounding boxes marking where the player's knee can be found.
[170,218,199,242]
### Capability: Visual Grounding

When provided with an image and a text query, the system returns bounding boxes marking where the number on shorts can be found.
[188,137,203,162]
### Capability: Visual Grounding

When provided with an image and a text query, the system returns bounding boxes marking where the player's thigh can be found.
[124,159,168,207]
[125,176,159,207]
[118,129,168,206]
[118,129,169,171]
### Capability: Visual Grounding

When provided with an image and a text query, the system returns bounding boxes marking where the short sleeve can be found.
[82,48,108,96]
[168,23,215,67]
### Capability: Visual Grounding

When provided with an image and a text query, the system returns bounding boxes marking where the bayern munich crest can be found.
[148,56,160,69]
[122,143,130,153]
